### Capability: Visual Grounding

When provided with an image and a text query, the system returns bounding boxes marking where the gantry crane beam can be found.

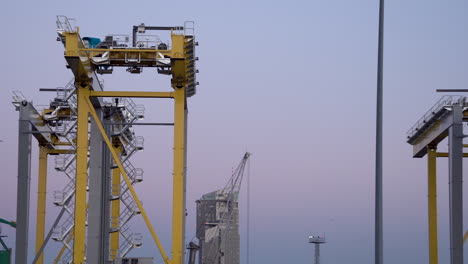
[62,30,94,83]
[59,22,197,96]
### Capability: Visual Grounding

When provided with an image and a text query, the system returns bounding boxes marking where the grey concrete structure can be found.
[196,191,240,264]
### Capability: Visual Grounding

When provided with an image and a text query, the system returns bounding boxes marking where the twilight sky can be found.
[0,0,468,263]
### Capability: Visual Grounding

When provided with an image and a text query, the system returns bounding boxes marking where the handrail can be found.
[407,96,464,139]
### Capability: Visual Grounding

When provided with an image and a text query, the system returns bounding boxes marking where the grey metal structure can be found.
[187,242,200,264]
[196,191,240,264]
[375,1,385,263]
[87,109,112,263]
[407,96,466,264]
[448,104,463,263]
[11,82,146,263]
[12,93,60,264]
[114,257,154,264]
[308,236,326,264]
[15,101,33,264]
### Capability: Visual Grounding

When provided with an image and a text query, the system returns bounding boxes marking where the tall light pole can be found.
[308,235,326,264]
[375,0,385,264]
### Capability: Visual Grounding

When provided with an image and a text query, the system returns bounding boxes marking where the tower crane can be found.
[196,152,251,264]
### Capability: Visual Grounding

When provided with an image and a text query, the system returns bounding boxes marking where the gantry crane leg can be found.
[172,87,187,264]
[15,102,33,264]
[448,105,464,264]
[35,146,48,264]
[427,147,438,264]
[73,86,91,264]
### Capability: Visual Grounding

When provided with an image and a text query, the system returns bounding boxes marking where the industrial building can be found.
[195,153,250,264]
[196,190,240,264]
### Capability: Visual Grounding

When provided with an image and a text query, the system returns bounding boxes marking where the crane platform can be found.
[406,95,468,157]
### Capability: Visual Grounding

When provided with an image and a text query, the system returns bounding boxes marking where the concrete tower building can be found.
[196,190,240,264]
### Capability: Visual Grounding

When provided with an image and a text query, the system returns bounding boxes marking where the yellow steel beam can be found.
[85,96,170,264]
[47,149,75,154]
[83,48,173,54]
[72,87,91,264]
[171,87,187,264]
[110,143,123,261]
[90,91,174,98]
[436,152,468,157]
[63,31,93,81]
[35,146,48,264]
[428,148,438,264]
[51,141,73,146]
[54,231,74,264]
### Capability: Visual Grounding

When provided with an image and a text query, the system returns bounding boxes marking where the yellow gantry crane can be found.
[52,16,198,264]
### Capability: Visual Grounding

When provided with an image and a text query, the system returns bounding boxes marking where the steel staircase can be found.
[48,78,146,261]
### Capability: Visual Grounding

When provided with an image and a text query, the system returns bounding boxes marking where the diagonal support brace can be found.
[84,96,170,264]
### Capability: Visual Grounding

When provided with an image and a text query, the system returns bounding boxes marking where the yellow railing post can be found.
[428,147,438,264]
[172,87,187,264]
[73,86,91,264]
[110,143,122,261]
[35,146,48,264]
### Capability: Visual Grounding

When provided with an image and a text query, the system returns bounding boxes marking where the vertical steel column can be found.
[427,147,438,264]
[448,104,463,264]
[15,101,32,264]
[110,143,122,261]
[73,87,91,263]
[101,124,111,260]
[315,244,320,264]
[87,109,111,263]
[172,87,187,264]
[35,146,48,264]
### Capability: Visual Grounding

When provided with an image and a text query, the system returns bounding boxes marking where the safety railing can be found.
[12,91,27,110]
[184,21,195,36]
[135,35,162,49]
[109,34,130,48]
[56,15,76,33]
[407,95,465,139]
